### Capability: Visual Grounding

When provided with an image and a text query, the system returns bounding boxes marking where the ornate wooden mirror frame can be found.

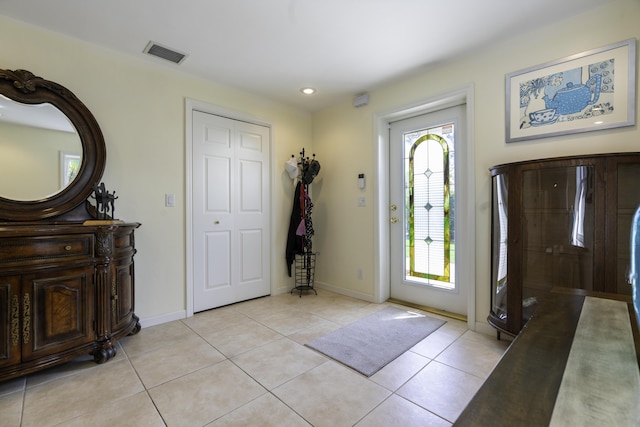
[0,69,106,221]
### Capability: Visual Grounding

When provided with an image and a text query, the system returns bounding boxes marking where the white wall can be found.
[0,15,312,323]
[311,0,640,331]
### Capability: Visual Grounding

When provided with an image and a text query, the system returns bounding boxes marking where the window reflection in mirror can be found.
[0,95,82,201]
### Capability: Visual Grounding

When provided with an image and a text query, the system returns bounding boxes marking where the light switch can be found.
[165,193,175,207]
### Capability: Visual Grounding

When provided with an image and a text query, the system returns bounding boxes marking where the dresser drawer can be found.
[0,235,94,263]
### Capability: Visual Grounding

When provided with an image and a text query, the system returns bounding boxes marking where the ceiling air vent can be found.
[143,41,187,64]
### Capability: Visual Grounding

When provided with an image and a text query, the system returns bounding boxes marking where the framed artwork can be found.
[506,38,636,143]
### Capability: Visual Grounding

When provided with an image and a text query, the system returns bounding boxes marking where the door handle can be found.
[214,221,220,224]
[390,217,399,223]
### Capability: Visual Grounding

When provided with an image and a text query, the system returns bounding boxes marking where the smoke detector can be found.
[143,41,187,64]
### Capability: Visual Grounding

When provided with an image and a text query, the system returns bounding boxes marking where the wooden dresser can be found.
[0,222,140,381]
[0,68,141,382]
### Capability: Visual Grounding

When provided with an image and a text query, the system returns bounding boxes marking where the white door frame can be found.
[373,85,476,330]
[185,98,274,318]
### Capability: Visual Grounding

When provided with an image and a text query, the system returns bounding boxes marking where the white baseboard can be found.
[272,285,293,296]
[474,321,497,336]
[139,310,186,328]
[139,285,290,329]
[474,321,514,342]
[314,281,377,303]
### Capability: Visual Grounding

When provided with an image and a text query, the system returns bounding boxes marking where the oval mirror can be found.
[0,96,82,200]
[0,69,105,221]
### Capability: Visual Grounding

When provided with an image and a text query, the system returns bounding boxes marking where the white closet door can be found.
[192,111,270,311]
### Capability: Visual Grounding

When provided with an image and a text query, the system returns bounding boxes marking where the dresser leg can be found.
[128,315,141,336]
[92,342,117,364]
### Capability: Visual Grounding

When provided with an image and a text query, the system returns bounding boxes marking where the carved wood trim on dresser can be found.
[0,222,140,381]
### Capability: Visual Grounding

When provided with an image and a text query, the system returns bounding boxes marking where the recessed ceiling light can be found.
[300,87,316,95]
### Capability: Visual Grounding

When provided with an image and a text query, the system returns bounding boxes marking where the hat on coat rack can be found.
[302,159,321,184]
[285,157,299,180]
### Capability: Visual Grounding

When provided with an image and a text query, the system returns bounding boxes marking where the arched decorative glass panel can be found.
[404,124,455,289]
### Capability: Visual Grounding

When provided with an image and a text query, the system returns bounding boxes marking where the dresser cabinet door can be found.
[109,226,137,336]
[22,267,95,361]
[0,276,20,368]
[111,260,135,334]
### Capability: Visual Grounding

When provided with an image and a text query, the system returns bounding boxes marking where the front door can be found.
[389,105,467,316]
[192,111,270,312]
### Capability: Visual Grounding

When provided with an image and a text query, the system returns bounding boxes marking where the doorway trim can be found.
[185,98,274,318]
[373,84,476,330]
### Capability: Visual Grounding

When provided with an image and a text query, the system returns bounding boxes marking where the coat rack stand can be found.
[287,148,320,296]
[293,252,317,296]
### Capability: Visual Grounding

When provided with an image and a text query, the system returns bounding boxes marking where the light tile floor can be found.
[0,289,510,427]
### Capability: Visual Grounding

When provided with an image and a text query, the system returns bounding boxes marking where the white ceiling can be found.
[0,0,609,112]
